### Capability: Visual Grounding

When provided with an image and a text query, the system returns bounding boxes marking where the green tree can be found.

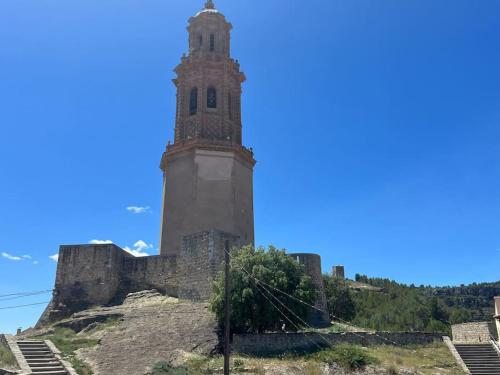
[323,275,356,321]
[209,245,317,333]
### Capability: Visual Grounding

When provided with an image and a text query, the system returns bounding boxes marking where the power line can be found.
[0,289,53,298]
[0,301,49,311]
[223,247,453,372]
[0,290,53,302]
[247,269,453,370]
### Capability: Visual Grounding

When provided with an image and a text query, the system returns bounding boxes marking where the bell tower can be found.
[159,1,255,256]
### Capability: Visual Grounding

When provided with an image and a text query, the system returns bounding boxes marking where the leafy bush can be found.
[209,245,317,333]
[152,362,189,375]
[313,344,378,370]
[0,344,16,368]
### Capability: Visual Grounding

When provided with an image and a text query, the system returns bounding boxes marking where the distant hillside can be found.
[433,282,500,321]
[346,275,500,333]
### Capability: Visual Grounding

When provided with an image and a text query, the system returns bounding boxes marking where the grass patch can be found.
[310,344,378,370]
[367,343,466,375]
[37,327,97,375]
[42,328,98,355]
[178,343,461,374]
[0,343,16,369]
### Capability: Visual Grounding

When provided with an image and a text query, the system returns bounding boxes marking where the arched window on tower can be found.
[198,35,203,48]
[210,34,215,52]
[207,87,217,108]
[189,87,198,115]
[228,93,232,120]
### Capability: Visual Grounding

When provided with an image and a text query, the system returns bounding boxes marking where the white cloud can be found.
[126,206,150,214]
[22,255,32,259]
[33,260,39,265]
[2,252,22,261]
[87,239,153,257]
[89,239,113,245]
[49,254,59,262]
[124,240,153,257]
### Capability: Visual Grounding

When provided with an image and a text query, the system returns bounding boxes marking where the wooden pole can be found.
[224,239,231,375]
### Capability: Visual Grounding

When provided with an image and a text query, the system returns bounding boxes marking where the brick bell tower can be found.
[159,0,255,256]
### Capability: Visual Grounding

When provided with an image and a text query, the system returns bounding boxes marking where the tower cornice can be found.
[160,141,255,172]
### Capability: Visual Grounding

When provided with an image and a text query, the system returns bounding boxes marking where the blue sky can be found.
[1,0,499,333]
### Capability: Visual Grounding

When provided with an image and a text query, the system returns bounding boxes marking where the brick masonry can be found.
[232,332,444,355]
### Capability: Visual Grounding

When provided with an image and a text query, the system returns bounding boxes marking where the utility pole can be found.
[224,240,231,375]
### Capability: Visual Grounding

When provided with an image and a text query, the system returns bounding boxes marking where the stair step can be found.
[30,365,64,372]
[452,342,500,375]
[27,362,62,367]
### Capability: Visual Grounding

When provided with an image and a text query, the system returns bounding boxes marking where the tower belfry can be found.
[159,1,255,256]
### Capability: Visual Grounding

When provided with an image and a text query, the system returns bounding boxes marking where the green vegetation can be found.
[323,275,500,333]
[152,362,190,375]
[323,275,356,321]
[0,343,16,369]
[310,344,378,370]
[151,343,459,374]
[37,327,98,375]
[356,274,500,324]
[210,245,317,333]
[367,343,466,375]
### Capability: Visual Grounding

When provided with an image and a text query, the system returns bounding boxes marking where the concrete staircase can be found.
[454,343,500,375]
[17,340,68,375]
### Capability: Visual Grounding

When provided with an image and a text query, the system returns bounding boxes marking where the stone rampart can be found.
[233,332,444,355]
[177,229,240,301]
[38,244,178,325]
[55,244,132,308]
[288,253,330,327]
[451,322,495,343]
[121,255,177,297]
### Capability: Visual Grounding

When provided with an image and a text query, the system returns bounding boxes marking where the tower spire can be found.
[204,0,215,9]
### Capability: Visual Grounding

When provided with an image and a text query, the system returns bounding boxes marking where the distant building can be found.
[332,265,345,279]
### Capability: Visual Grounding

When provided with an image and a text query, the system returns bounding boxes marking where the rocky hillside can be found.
[17,290,464,375]
[21,290,219,375]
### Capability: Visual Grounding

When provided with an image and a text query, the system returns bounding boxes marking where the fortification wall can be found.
[55,244,132,307]
[121,255,178,298]
[39,244,178,325]
[233,332,443,355]
[177,229,240,301]
[288,253,330,327]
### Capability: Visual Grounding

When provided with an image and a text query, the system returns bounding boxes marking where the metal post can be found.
[224,239,231,375]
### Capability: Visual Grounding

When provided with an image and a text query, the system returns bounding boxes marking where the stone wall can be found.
[177,229,240,301]
[332,265,345,279]
[233,332,444,355]
[55,244,132,308]
[451,322,495,343]
[121,255,178,298]
[38,244,179,325]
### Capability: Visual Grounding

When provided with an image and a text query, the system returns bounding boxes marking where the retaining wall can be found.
[451,322,495,343]
[233,332,444,355]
